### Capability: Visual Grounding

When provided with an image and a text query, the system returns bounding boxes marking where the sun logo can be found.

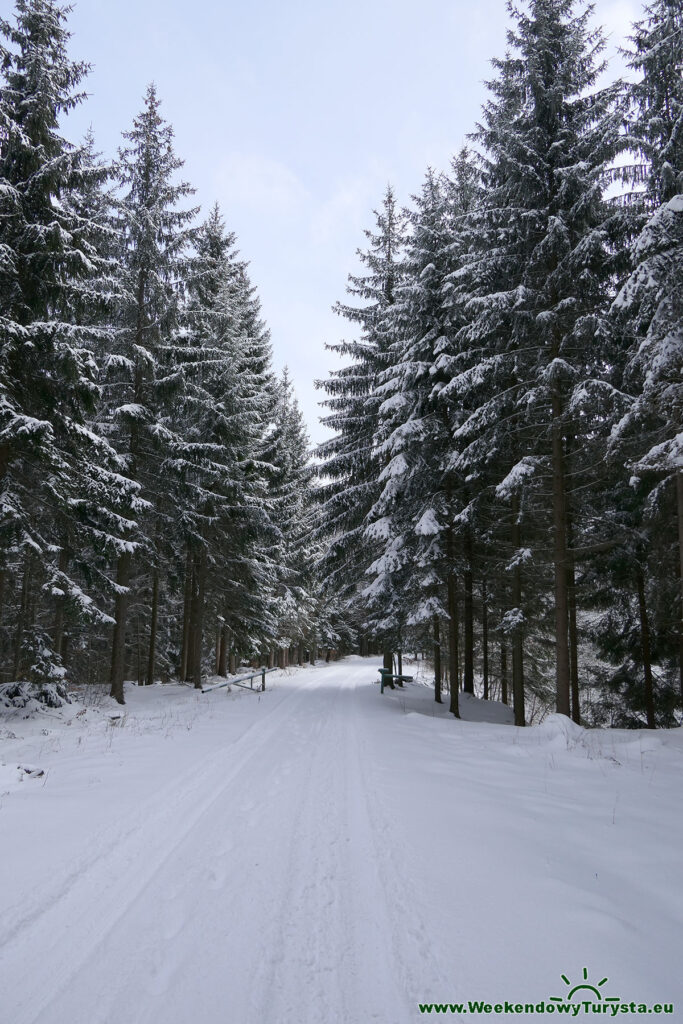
[551,968,620,1004]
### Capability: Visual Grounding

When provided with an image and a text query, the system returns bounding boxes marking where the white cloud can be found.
[310,185,356,245]
[601,0,639,44]
[214,154,309,215]
[309,176,375,245]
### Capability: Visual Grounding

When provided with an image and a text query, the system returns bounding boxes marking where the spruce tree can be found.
[0,0,134,690]
[363,169,460,709]
[266,368,316,664]
[103,84,197,702]
[317,185,406,656]
[217,239,279,665]
[611,193,683,709]
[174,205,277,683]
[624,0,683,205]
[608,0,683,710]
[453,0,627,719]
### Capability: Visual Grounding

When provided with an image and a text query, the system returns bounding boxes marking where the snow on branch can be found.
[495,457,539,498]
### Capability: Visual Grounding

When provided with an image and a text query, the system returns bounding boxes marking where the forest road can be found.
[0,657,455,1024]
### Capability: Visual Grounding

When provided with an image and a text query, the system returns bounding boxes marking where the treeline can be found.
[317,0,683,727]
[0,1,350,705]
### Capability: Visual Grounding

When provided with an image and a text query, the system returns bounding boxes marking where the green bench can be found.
[378,668,414,693]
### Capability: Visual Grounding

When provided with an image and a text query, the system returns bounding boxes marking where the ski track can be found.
[0,677,297,955]
[3,658,682,1023]
[0,661,431,1024]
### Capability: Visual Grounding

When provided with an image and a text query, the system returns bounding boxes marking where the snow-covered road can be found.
[1,657,682,1024]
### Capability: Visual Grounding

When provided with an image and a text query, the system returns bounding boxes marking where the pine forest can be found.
[1,0,682,732]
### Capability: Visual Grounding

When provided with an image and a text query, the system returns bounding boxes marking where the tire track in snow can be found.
[237,663,412,1024]
[0,669,329,1024]
[2,659,449,1024]
[349,687,464,1015]
[0,682,291,954]
[334,678,421,1023]
[244,671,349,1024]
[39,663,365,1024]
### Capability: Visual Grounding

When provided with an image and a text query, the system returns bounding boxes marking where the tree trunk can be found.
[568,585,580,723]
[218,623,228,677]
[636,564,656,729]
[109,549,132,705]
[52,543,70,659]
[567,552,580,725]
[0,443,10,489]
[179,545,192,682]
[677,472,683,706]
[186,620,195,685]
[510,497,524,725]
[310,640,316,665]
[551,394,571,716]
[500,640,508,706]
[136,614,143,686]
[678,552,683,710]
[433,614,442,704]
[445,521,460,718]
[190,550,206,690]
[464,529,474,694]
[146,568,159,686]
[447,572,460,718]
[12,556,31,681]
[383,648,393,672]
[482,577,489,700]
[565,440,580,723]
[229,651,236,674]
[61,632,70,671]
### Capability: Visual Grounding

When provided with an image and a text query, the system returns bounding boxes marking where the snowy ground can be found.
[1,656,681,1024]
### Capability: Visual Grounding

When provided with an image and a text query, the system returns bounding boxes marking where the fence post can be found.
[261,667,266,691]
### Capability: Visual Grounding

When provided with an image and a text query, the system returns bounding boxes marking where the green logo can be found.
[417,965,674,1015]
[551,968,620,1006]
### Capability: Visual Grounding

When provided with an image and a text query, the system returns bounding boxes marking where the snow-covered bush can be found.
[0,679,71,711]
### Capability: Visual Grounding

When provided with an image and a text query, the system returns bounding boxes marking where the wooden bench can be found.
[378,668,414,693]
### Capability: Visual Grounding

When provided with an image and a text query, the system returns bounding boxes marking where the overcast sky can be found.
[59,0,639,445]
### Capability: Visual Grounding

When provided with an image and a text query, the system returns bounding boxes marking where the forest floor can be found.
[0,656,682,1024]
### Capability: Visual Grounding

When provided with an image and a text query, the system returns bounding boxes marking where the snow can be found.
[456,690,515,725]
[495,457,538,498]
[635,431,683,472]
[414,507,440,536]
[406,596,444,625]
[114,403,148,420]
[1,658,682,1024]
[506,546,533,570]
[378,391,408,416]
[364,515,393,542]
[378,452,409,481]
[500,606,525,632]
